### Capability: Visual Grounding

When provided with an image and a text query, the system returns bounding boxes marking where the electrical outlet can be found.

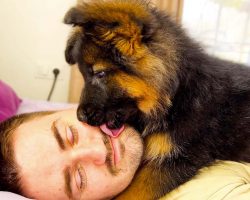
[35,65,55,79]
[35,66,64,80]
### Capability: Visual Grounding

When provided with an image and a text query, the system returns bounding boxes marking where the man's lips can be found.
[100,124,124,166]
[108,136,121,166]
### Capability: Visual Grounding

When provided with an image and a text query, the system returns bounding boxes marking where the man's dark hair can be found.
[0,111,54,194]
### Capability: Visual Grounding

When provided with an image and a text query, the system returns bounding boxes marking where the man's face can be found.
[13,109,143,200]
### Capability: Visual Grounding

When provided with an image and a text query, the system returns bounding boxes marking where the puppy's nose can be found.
[77,107,87,122]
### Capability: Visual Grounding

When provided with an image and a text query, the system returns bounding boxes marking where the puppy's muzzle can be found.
[77,103,133,129]
[77,104,105,126]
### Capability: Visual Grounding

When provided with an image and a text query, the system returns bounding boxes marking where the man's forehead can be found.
[14,126,67,199]
[20,166,66,200]
[14,121,62,177]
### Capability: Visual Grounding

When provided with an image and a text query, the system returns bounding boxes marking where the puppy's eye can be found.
[94,71,106,79]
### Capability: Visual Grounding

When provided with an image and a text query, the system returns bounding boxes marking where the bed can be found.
[16,98,77,115]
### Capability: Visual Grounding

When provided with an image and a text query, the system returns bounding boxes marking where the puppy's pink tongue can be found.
[100,124,124,138]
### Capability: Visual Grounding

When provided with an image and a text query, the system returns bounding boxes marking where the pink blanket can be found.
[0,80,22,122]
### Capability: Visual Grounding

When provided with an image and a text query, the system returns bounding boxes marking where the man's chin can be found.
[119,125,143,170]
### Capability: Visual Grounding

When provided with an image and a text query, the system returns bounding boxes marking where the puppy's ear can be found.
[65,28,83,65]
[141,23,155,42]
[64,7,85,26]
[141,17,158,43]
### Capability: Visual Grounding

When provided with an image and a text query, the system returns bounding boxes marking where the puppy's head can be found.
[64,0,180,130]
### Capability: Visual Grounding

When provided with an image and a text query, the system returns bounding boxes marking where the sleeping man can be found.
[0,109,143,200]
[0,108,250,200]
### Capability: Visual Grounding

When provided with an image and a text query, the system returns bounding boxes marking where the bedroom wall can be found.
[0,0,76,102]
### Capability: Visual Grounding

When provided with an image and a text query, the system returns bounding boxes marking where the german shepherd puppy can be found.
[64,0,250,199]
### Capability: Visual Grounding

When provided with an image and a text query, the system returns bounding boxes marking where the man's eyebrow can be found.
[51,121,66,150]
[64,167,73,199]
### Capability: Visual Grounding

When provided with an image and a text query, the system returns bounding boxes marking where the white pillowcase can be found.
[0,192,32,200]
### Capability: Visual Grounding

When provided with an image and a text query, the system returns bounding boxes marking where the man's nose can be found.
[70,141,107,165]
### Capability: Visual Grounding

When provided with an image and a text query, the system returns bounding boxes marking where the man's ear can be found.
[65,28,83,65]
[64,7,85,26]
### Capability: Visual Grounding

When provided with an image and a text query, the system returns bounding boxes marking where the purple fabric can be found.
[0,80,22,122]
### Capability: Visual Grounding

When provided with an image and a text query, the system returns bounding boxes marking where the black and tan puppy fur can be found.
[64,0,250,199]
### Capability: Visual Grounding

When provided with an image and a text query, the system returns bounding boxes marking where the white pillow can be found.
[0,192,32,200]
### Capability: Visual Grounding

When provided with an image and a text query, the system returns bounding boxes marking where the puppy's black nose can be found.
[77,107,87,122]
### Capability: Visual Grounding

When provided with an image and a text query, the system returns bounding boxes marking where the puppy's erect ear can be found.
[140,11,158,43]
[64,7,85,65]
[64,7,85,26]
[65,27,83,65]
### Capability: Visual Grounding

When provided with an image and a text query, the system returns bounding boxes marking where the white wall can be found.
[0,0,76,102]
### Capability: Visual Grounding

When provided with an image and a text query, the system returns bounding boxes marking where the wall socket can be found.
[35,65,52,79]
[35,66,63,80]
